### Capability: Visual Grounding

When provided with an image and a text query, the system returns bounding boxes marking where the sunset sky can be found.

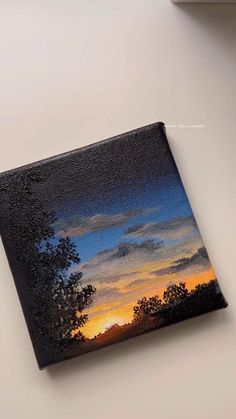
[47,124,215,339]
[53,176,214,339]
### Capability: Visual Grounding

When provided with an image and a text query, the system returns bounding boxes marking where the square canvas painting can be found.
[0,122,227,368]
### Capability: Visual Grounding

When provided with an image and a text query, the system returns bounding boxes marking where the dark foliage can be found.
[133,279,226,326]
[55,279,227,362]
[163,281,188,305]
[0,170,96,363]
[133,295,162,320]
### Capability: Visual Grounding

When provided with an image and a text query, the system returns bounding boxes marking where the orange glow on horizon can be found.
[81,304,134,339]
[78,267,215,339]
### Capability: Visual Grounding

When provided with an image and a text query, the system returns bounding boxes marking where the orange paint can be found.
[79,267,216,339]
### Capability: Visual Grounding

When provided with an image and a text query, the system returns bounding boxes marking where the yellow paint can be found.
[79,266,216,339]
[81,303,134,338]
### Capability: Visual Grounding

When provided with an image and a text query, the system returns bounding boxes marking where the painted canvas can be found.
[0,122,227,368]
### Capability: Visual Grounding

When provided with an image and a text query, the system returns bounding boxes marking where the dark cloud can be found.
[79,239,166,285]
[76,237,197,286]
[54,207,158,237]
[153,247,209,276]
[95,240,163,266]
[153,266,173,276]
[197,247,208,258]
[124,216,197,241]
[108,240,164,260]
[125,224,144,235]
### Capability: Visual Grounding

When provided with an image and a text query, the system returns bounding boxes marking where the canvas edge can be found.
[0,121,228,368]
[0,122,165,179]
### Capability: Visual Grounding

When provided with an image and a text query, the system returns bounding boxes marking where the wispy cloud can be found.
[124,278,150,290]
[79,239,166,284]
[97,240,163,261]
[78,236,202,287]
[153,247,210,276]
[80,242,213,325]
[124,216,197,242]
[54,207,158,237]
[93,287,123,305]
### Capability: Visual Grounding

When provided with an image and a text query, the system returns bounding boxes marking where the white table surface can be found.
[0,1,235,418]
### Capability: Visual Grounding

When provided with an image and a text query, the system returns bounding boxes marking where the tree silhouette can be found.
[160,282,190,323]
[53,272,95,340]
[163,281,188,305]
[133,295,162,320]
[0,170,96,363]
[187,279,226,314]
[132,279,226,327]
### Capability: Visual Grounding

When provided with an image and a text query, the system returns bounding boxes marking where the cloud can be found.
[77,241,210,320]
[79,240,165,283]
[124,216,197,242]
[54,207,158,237]
[124,278,149,289]
[153,247,210,276]
[93,287,123,305]
[98,240,163,261]
[78,236,196,287]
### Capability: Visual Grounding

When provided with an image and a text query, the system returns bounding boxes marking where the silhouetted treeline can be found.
[59,279,227,361]
[133,279,227,325]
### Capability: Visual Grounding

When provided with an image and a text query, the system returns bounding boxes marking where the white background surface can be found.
[0,1,235,418]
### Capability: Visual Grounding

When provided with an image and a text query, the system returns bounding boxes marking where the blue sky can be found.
[41,125,214,337]
[55,173,193,263]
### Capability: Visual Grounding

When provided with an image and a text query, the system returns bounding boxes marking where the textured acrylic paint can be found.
[0,123,227,368]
